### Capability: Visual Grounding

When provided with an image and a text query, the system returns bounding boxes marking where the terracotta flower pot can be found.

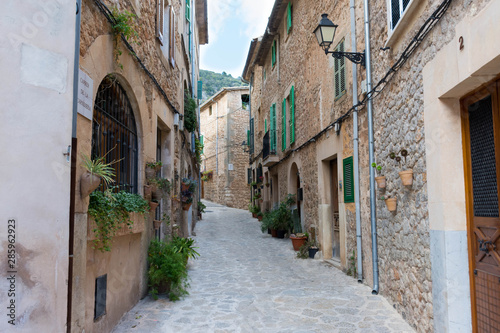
[181,183,190,192]
[80,171,101,198]
[257,215,263,221]
[252,213,257,218]
[399,169,413,186]
[385,198,397,211]
[149,201,159,211]
[375,176,386,189]
[144,185,152,199]
[145,168,156,180]
[271,228,278,238]
[290,235,307,251]
[153,220,162,230]
[182,202,192,211]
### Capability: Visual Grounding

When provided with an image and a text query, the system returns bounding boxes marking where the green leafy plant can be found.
[149,177,172,194]
[371,162,382,175]
[81,154,117,187]
[171,236,200,260]
[346,250,357,277]
[260,209,277,233]
[111,8,139,69]
[297,233,319,259]
[88,188,149,252]
[195,138,204,165]
[248,204,260,214]
[197,201,206,214]
[270,194,296,231]
[146,161,163,169]
[184,90,197,132]
[250,181,257,187]
[148,240,189,301]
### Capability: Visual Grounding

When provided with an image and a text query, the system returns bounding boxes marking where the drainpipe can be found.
[350,0,363,284]
[67,1,82,331]
[363,0,379,294]
[215,101,218,175]
[241,77,251,201]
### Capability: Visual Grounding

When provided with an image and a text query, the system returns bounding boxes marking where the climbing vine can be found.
[111,8,139,69]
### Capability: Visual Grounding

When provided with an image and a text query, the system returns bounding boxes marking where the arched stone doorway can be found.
[288,162,304,233]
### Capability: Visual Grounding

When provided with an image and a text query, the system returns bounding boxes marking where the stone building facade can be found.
[1,1,207,332]
[243,0,500,332]
[200,87,251,210]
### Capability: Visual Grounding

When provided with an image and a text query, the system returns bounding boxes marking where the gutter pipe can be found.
[241,77,251,199]
[350,0,363,283]
[363,0,379,294]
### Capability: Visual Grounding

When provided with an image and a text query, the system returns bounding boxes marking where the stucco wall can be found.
[0,1,76,332]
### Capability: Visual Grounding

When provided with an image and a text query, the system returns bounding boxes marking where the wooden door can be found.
[463,81,500,332]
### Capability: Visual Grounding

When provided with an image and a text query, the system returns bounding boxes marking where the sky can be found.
[200,0,275,79]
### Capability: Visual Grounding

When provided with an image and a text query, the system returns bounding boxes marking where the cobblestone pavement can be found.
[112,201,415,333]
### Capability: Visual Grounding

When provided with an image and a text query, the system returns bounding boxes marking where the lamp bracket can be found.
[326,50,365,67]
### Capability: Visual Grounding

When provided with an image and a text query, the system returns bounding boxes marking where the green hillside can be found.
[199,69,248,103]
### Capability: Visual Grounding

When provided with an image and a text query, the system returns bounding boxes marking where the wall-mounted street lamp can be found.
[313,14,365,67]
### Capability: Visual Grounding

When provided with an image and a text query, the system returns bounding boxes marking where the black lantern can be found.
[314,14,365,67]
[313,14,338,53]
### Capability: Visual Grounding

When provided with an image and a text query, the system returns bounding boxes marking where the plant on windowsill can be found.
[180,177,197,210]
[184,90,197,133]
[390,149,413,186]
[88,187,149,252]
[371,162,385,189]
[80,153,118,198]
[148,239,190,301]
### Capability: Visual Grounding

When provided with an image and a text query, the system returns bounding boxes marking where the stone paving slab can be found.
[112,201,415,333]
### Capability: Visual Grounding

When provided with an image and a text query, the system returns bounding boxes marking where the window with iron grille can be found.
[92,76,138,193]
[389,0,412,31]
[334,40,346,99]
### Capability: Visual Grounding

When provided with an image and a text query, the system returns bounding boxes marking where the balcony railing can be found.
[262,131,279,167]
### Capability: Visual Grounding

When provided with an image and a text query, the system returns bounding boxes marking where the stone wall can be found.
[201,88,250,209]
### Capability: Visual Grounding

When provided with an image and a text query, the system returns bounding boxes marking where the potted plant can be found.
[372,162,385,189]
[265,182,270,188]
[381,195,397,211]
[258,176,264,184]
[171,236,200,263]
[249,204,260,218]
[80,154,117,197]
[271,194,296,239]
[250,181,257,188]
[149,177,172,197]
[145,161,162,179]
[390,149,413,186]
[180,177,197,210]
[197,201,206,219]
[153,219,162,230]
[149,199,159,211]
[290,233,307,251]
[257,211,263,221]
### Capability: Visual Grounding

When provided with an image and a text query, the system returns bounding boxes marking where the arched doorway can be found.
[289,163,303,233]
[91,75,138,193]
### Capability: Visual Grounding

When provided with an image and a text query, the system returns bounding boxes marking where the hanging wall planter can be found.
[80,172,101,198]
[182,203,192,211]
[385,198,397,211]
[375,176,386,189]
[149,200,159,211]
[153,219,162,230]
[399,169,413,186]
[144,185,152,199]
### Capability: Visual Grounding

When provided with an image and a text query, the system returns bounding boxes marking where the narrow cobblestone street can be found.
[112,201,415,333]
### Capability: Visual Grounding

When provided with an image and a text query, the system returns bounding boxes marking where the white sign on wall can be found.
[77,69,93,120]
[228,164,234,171]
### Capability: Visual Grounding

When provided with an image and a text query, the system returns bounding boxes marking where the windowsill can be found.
[384,0,426,48]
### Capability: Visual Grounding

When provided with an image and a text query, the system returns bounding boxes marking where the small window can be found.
[272,40,277,67]
[389,0,412,31]
[343,156,354,203]
[94,274,107,320]
[287,2,293,34]
[209,105,212,116]
[334,40,346,99]
[242,94,249,110]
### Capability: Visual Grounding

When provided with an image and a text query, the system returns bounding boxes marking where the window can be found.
[343,156,354,203]
[270,104,277,152]
[185,0,190,22]
[289,86,295,144]
[334,40,346,99]
[272,40,276,67]
[389,0,411,30]
[209,105,212,116]
[92,76,138,193]
[287,2,293,34]
[281,98,286,151]
[94,274,107,320]
[157,2,176,67]
[247,168,252,184]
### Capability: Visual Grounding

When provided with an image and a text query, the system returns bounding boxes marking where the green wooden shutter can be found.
[287,2,292,34]
[197,80,202,99]
[250,118,254,154]
[282,98,286,151]
[334,40,346,99]
[290,86,295,144]
[265,119,267,133]
[272,40,276,67]
[270,104,276,152]
[185,0,190,21]
[247,168,252,184]
[343,156,354,203]
[247,129,250,146]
